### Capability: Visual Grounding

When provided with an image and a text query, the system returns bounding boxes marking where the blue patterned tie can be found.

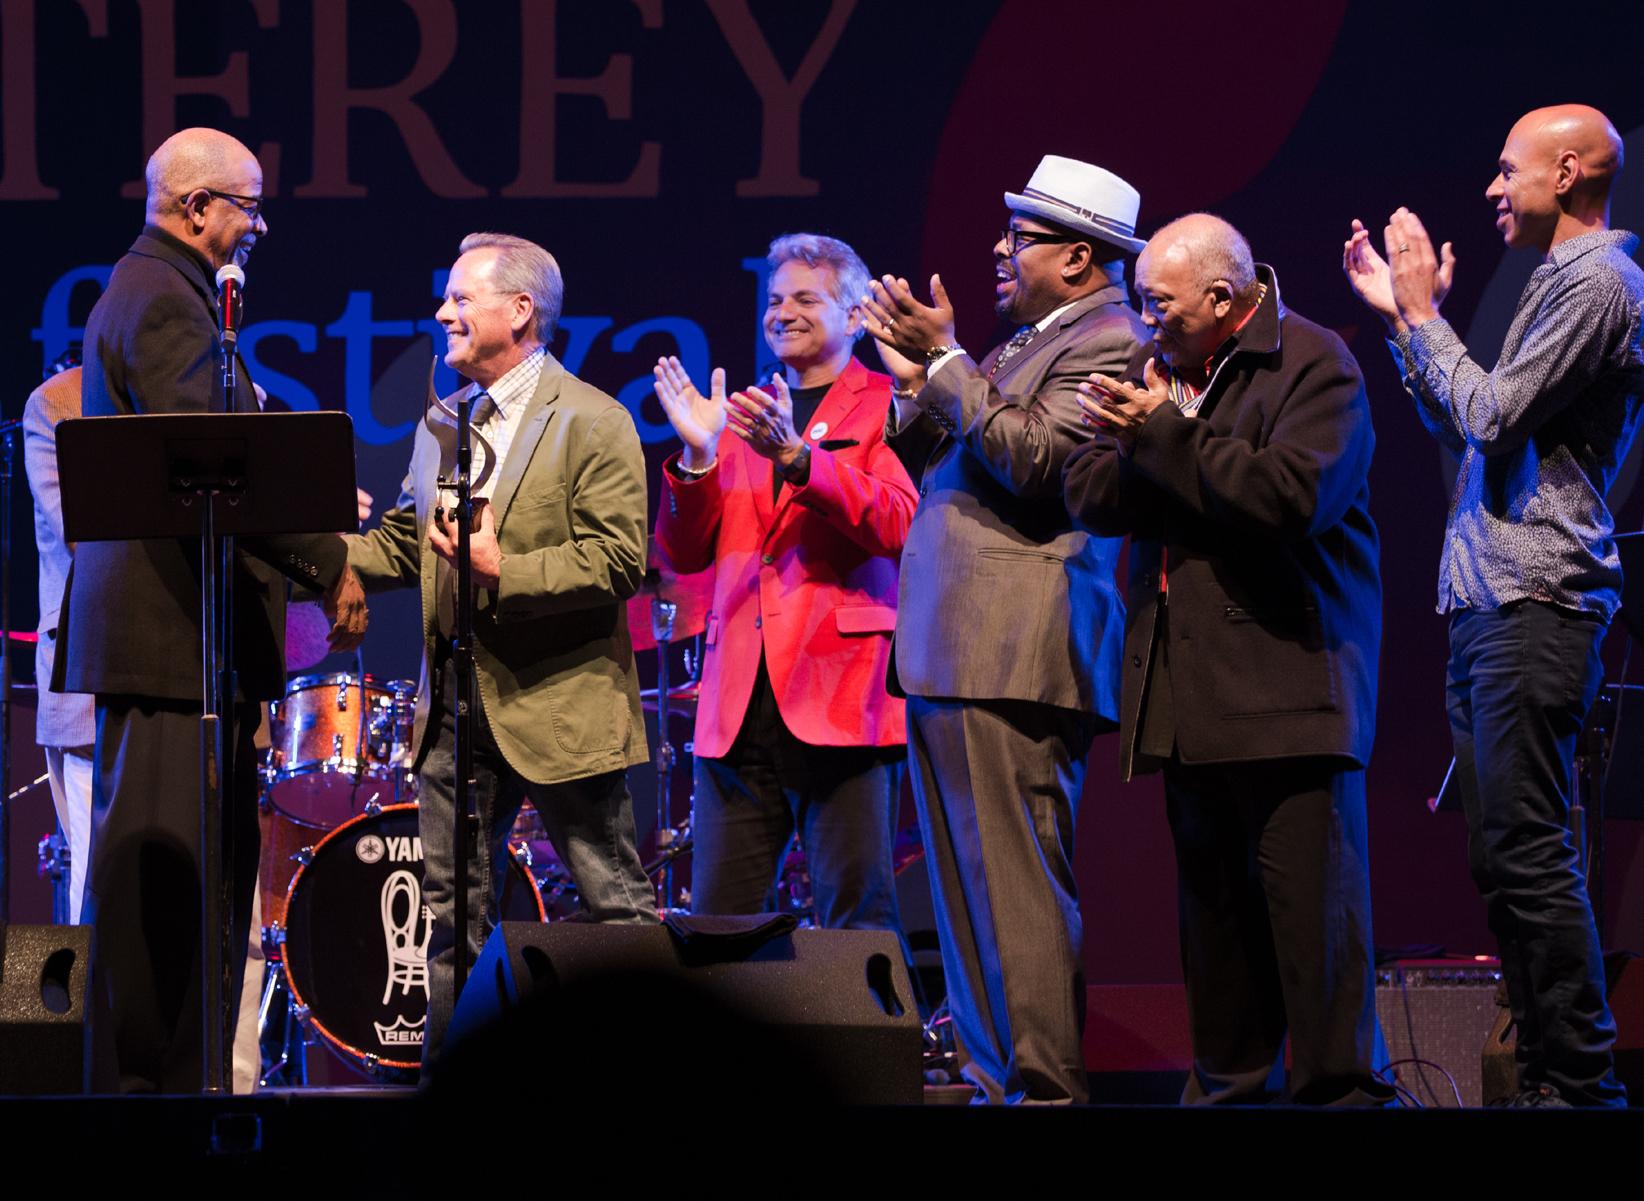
[989,325,1037,378]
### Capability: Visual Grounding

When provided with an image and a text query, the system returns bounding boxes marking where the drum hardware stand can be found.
[255,955,309,1088]
[36,827,71,924]
[774,832,815,920]
[0,415,18,921]
[641,827,694,889]
[15,771,69,923]
[652,597,680,910]
[921,1001,959,1081]
[347,647,371,809]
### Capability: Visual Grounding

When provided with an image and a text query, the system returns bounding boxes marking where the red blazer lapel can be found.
[747,437,777,533]
[767,357,871,534]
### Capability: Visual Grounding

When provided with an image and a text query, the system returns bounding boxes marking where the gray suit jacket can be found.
[24,368,95,749]
[347,354,650,786]
[886,285,1145,717]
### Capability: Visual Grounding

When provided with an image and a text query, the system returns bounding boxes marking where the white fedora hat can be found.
[1004,155,1145,255]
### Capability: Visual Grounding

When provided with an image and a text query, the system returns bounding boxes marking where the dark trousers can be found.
[1164,757,1385,1105]
[1447,602,1626,1107]
[691,660,906,939]
[906,695,1095,1104]
[419,661,656,1068]
[83,696,262,1093]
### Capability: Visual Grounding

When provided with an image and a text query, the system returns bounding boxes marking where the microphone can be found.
[215,264,245,349]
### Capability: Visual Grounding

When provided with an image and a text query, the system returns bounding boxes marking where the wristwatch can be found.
[778,442,812,484]
[924,344,964,368]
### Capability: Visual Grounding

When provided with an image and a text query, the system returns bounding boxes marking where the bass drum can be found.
[276,803,546,1078]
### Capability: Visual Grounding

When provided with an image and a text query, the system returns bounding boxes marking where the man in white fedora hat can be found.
[861,154,1146,1103]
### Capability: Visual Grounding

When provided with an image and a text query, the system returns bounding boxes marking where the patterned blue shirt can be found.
[1392,229,1644,621]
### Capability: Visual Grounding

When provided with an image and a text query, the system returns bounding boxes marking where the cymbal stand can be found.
[0,417,14,920]
[651,597,678,910]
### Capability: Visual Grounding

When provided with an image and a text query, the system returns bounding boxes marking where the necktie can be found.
[469,389,497,430]
[989,325,1037,378]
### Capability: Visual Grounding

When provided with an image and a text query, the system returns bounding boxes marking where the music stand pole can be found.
[197,488,227,1092]
[200,335,241,1093]
[55,410,358,1095]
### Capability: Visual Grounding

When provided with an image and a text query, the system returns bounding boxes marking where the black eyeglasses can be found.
[1000,228,1076,256]
[192,188,265,219]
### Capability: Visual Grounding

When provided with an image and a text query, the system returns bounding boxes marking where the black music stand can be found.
[57,410,357,1092]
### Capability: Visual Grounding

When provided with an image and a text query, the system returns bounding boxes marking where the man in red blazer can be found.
[653,233,917,936]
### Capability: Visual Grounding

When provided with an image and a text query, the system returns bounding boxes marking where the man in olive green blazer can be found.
[348,233,655,1066]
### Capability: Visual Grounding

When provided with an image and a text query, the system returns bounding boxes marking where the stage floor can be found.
[4,1083,1639,1184]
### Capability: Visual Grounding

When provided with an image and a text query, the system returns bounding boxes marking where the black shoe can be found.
[1492,1085,1572,1109]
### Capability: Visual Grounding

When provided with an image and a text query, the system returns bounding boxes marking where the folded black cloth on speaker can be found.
[662,912,799,964]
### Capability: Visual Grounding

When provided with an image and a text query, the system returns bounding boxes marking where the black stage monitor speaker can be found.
[0,923,93,1094]
[440,924,922,1106]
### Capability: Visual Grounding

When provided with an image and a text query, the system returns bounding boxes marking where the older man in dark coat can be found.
[1064,213,1390,1106]
[58,127,366,1092]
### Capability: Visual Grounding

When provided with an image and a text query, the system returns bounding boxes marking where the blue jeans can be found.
[419,662,656,1068]
[1447,602,1625,1106]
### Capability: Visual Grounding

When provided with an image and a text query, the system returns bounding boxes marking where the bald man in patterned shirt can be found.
[1345,104,1642,1108]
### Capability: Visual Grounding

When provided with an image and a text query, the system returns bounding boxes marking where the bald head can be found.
[144,127,257,221]
[1512,104,1623,187]
[1134,213,1263,385]
[1140,213,1257,300]
[1490,105,1622,252]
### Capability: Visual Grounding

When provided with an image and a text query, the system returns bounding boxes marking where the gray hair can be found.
[767,232,871,322]
[458,231,564,342]
[1147,213,1258,300]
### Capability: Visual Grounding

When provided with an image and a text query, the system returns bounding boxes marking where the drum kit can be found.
[256,557,719,1085]
[253,658,568,1082]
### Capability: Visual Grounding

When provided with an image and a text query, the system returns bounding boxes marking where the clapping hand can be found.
[1384,208,1455,330]
[1076,360,1171,452]
[870,337,927,394]
[653,356,728,471]
[861,274,958,364]
[1343,212,1454,334]
[1343,219,1399,329]
[727,374,805,468]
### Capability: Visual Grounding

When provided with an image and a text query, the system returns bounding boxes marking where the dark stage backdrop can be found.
[7,0,1644,980]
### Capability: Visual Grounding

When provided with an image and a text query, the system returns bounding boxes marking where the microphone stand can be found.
[442,392,479,1002]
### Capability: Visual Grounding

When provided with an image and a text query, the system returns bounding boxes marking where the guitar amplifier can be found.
[1376,958,1503,1107]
